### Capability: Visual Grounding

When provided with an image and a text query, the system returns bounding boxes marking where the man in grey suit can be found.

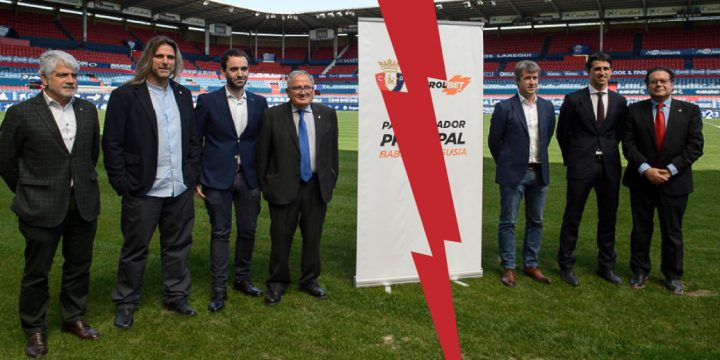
[0,50,100,358]
[257,70,339,305]
[488,60,556,287]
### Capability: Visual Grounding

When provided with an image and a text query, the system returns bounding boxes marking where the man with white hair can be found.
[0,50,101,358]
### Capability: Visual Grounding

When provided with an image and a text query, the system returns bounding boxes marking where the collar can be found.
[43,90,75,109]
[651,97,672,108]
[291,103,312,114]
[146,80,170,93]
[225,86,247,101]
[517,92,536,106]
[588,85,608,95]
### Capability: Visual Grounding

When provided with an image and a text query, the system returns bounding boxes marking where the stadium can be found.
[0,0,718,358]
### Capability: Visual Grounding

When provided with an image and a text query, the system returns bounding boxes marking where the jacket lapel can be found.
[580,88,599,132]
[283,102,299,151]
[135,82,158,138]
[215,87,239,138]
[509,95,528,136]
[70,99,87,154]
[31,93,69,154]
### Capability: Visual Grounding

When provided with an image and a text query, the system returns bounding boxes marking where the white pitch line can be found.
[703,120,720,129]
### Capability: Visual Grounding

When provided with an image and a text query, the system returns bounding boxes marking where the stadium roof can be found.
[8,0,720,34]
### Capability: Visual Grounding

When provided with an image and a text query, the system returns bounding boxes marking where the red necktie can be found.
[655,102,665,154]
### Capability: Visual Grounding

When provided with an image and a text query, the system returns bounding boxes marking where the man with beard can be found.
[556,52,628,286]
[0,50,100,357]
[195,49,268,311]
[103,36,201,328]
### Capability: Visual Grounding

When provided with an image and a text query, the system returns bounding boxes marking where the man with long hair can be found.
[102,36,201,328]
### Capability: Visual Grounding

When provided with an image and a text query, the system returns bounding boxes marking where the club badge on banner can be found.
[355,19,485,287]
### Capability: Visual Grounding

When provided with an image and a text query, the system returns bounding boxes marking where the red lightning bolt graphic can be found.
[378,1,462,359]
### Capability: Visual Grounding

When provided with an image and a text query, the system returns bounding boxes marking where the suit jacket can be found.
[622,98,704,195]
[0,93,100,227]
[256,102,339,205]
[195,88,268,190]
[557,87,628,181]
[102,81,201,197]
[488,94,556,187]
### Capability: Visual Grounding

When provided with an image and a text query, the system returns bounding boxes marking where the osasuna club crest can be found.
[375,59,405,92]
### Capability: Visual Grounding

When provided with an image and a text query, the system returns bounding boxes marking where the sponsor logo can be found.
[428,75,472,95]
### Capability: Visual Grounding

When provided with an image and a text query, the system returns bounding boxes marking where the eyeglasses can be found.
[288,85,313,93]
[649,79,672,85]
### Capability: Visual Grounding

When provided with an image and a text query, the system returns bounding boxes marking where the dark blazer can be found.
[0,93,100,227]
[195,88,268,190]
[557,87,628,180]
[102,81,201,196]
[622,98,704,195]
[257,102,339,205]
[488,93,556,187]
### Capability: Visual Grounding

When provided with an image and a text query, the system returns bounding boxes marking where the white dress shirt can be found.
[291,104,317,173]
[519,92,540,164]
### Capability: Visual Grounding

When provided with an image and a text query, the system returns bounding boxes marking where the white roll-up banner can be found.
[355,19,484,287]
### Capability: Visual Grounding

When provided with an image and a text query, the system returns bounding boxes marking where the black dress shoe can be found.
[61,320,100,340]
[163,301,197,316]
[208,288,227,312]
[597,270,622,284]
[629,273,648,289]
[233,280,263,297]
[25,331,48,358]
[560,269,580,287]
[114,306,134,329]
[665,279,684,295]
[300,284,328,299]
[264,289,284,306]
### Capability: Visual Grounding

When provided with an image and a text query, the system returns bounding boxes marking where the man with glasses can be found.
[257,70,339,305]
[556,52,628,286]
[622,66,703,295]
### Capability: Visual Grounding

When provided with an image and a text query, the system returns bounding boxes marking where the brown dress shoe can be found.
[501,269,516,287]
[523,267,552,284]
[61,320,100,340]
[25,331,48,358]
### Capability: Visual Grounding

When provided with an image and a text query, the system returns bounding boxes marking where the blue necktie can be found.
[298,109,312,182]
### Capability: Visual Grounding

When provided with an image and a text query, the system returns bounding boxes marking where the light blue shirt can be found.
[145,81,187,197]
[639,97,678,176]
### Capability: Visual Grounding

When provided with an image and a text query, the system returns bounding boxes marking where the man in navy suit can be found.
[556,52,628,286]
[195,49,269,311]
[488,60,556,287]
[622,67,703,295]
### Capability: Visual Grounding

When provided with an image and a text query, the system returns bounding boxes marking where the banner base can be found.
[354,269,483,288]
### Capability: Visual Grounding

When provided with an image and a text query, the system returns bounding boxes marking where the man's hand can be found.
[644,167,671,185]
[195,184,205,198]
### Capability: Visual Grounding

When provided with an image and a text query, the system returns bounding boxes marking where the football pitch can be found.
[0,110,718,358]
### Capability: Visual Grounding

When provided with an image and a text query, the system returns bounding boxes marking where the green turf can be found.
[0,111,718,359]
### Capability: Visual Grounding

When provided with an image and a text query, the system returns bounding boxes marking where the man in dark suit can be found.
[556,52,628,286]
[257,70,339,305]
[488,60,556,288]
[195,49,269,311]
[0,50,100,358]
[103,36,201,328]
[622,67,703,295]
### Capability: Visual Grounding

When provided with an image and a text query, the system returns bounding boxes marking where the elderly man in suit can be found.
[556,52,628,286]
[257,70,339,305]
[195,49,269,311]
[622,66,703,295]
[488,60,556,287]
[0,50,100,358]
[103,36,201,328]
